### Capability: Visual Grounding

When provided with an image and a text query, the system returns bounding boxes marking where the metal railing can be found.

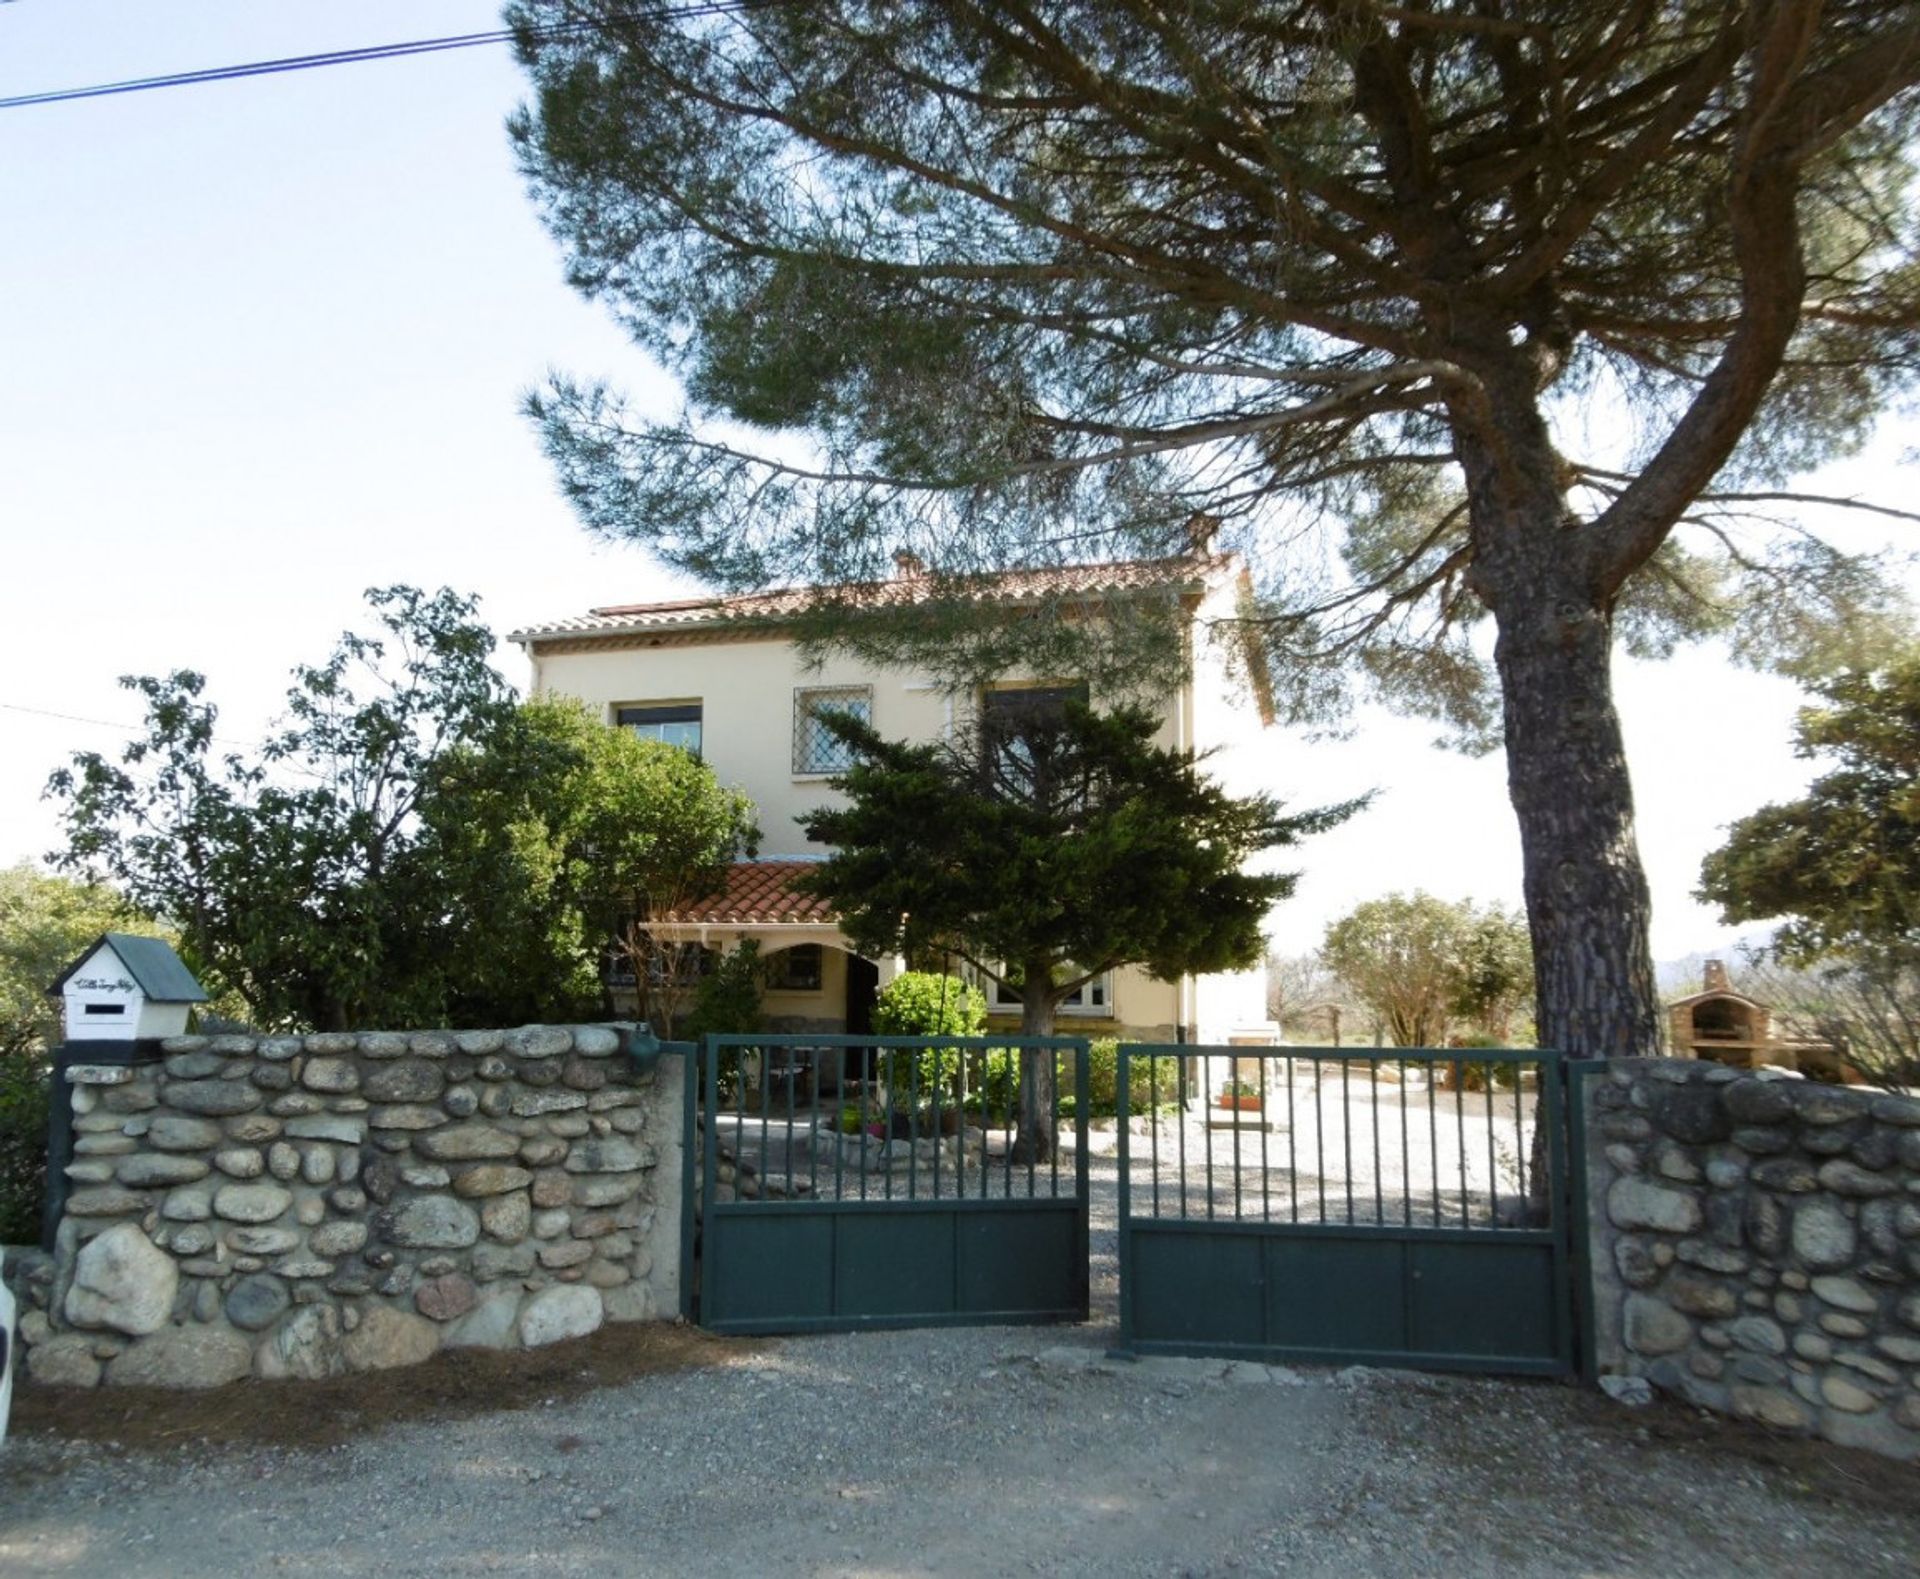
[702,1034,1089,1205]
[1118,1045,1565,1231]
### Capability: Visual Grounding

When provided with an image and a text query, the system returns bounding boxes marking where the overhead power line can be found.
[0,4,762,112]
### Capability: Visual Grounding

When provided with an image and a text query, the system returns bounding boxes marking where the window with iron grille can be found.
[793,686,872,774]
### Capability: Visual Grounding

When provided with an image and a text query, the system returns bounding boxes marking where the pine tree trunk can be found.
[1011,967,1057,1164]
[1488,590,1661,1217]
[1451,347,1664,1215]
[1492,598,1661,1065]
[1451,345,1664,1068]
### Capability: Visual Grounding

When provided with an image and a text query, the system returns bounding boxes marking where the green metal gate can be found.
[694,1035,1090,1335]
[1116,1045,1574,1375]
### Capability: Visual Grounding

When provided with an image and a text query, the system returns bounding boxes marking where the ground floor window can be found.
[766,943,825,992]
[987,965,1111,1016]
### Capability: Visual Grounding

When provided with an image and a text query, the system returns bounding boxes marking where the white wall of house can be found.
[529,634,950,856]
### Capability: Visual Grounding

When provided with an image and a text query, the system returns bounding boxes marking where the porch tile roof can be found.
[510,553,1233,644]
[655,861,837,926]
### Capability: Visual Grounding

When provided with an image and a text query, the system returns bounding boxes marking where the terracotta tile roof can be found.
[653,861,838,926]
[510,553,1234,645]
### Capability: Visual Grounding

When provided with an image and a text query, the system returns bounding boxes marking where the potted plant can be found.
[1216,1077,1263,1112]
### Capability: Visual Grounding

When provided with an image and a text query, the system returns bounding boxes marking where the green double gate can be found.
[692,1035,1090,1335]
[1116,1045,1575,1376]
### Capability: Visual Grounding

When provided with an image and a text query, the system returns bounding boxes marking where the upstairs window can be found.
[979,681,1090,796]
[793,686,873,775]
[617,702,702,757]
[980,682,1088,731]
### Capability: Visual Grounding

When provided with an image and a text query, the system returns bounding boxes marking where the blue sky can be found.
[0,2,1897,963]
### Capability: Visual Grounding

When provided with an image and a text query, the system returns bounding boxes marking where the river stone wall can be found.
[21,1025,684,1389]
[1586,1058,1920,1459]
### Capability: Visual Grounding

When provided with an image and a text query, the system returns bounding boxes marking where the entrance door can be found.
[844,955,880,1034]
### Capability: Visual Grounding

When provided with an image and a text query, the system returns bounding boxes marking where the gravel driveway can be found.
[4,1321,1917,1578]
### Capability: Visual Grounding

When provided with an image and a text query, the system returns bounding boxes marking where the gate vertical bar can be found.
[1116,1044,1133,1352]
[1564,1055,1603,1381]
[1073,1039,1090,1317]
[1544,1052,1576,1375]
[679,1037,703,1321]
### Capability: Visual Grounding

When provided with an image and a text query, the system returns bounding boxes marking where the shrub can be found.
[684,940,765,1041]
[1063,1039,1182,1117]
[871,972,987,1037]
[873,972,986,1103]
[0,1051,49,1245]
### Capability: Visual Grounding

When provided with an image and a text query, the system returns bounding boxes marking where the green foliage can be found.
[1077,1038,1182,1118]
[497,697,760,1036]
[872,971,988,1038]
[963,1047,1019,1125]
[1,864,168,1058]
[801,704,1355,1038]
[1700,663,1920,1085]
[0,1048,49,1244]
[683,941,766,1041]
[48,589,756,1033]
[50,587,527,1029]
[511,2,1916,722]
[1701,655,1920,965]
[872,971,988,1099]
[1322,894,1535,1049]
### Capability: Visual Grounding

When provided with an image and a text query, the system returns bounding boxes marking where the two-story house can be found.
[510,551,1282,1057]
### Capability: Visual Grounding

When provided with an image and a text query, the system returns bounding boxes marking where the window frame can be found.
[986,964,1114,1018]
[615,700,703,757]
[766,943,826,994]
[792,684,874,777]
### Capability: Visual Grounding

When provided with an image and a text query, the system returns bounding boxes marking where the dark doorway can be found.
[845,954,880,1036]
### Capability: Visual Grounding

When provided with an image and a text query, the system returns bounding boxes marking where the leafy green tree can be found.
[49,587,522,1029]
[871,971,988,1039]
[798,703,1353,1158]
[500,696,760,1035]
[1322,893,1533,1048]
[871,969,989,1109]
[1451,907,1538,1044]
[1700,656,1920,1081]
[510,1,1920,1073]
[683,940,767,1041]
[1700,656,1920,962]
[0,866,171,1242]
[0,865,166,1059]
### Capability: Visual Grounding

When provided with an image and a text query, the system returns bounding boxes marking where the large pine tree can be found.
[509,2,1920,1067]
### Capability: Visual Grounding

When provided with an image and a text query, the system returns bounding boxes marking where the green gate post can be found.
[1564,1058,1609,1384]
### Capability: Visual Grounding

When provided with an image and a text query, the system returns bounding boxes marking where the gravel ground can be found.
[3,1325,1917,1578]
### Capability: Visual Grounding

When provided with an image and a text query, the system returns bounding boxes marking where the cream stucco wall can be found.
[529,634,953,856]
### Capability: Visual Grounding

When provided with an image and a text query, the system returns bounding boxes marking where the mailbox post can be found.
[41,933,209,1250]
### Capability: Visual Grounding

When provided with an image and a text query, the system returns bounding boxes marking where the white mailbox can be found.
[49,932,208,1043]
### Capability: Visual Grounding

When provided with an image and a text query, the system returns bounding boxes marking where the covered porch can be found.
[648,859,900,1094]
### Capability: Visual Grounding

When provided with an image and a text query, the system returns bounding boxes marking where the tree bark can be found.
[1450,344,1662,1214]
[1451,342,1663,1070]
[1011,962,1058,1164]
[1489,596,1660,1064]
